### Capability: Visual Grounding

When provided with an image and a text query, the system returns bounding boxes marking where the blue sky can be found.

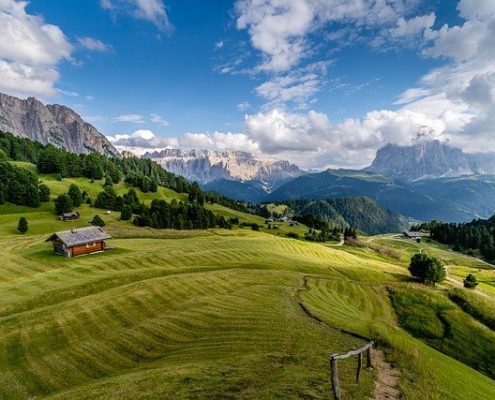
[1,0,494,168]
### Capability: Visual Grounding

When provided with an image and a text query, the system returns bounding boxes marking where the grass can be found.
[389,286,495,380]
[1,176,495,398]
[448,288,495,331]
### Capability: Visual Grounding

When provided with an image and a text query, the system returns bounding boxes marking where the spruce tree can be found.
[17,217,28,234]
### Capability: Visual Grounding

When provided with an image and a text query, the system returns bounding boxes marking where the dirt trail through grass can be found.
[374,350,401,400]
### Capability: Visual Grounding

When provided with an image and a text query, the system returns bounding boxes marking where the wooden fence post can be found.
[356,352,363,383]
[366,342,373,369]
[330,355,340,400]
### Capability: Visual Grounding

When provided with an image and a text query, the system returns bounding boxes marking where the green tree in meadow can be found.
[120,205,132,221]
[39,183,50,202]
[68,184,83,207]
[464,274,479,289]
[409,253,445,284]
[90,214,106,227]
[17,217,28,234]
[54,193,73,215]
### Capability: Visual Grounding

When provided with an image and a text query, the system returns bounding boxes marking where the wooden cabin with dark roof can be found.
[46,226,111,257]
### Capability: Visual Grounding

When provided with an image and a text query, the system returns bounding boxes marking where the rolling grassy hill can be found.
[0,172,495,399]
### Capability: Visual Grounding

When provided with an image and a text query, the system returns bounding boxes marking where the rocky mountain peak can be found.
[366,140,495,181]
[144,148,303,187]
[0,92,119,157]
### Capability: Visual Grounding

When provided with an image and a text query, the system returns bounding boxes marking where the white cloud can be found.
[112,113,145,123]
[150,113,169,127]
[255,61,329,107]
[101,0,170,30]
[237,101,251,111]
[0,0,72,97]
[77,37,112,52]
[109,129,259,155]
[234,0,425,73]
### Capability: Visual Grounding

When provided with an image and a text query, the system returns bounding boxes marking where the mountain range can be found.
[2,91,495,223]
[144,148,302,193]
[0,92,118,157]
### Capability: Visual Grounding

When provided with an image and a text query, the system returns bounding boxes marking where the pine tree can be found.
[17,217,28,234]
[54,194,73,215]
[39,184,50,202]
[68,184,83,207]
[120,205,132,221]
[90,215,106,227]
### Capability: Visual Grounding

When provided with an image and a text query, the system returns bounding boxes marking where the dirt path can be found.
[374,349,402,400]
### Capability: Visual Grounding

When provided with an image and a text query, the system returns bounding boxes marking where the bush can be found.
[251,223,259,231]
[464,274,479,289]
[286,232,300,239]
[17,217,28,234]
[90,215,106,227]
[409,253,445,284]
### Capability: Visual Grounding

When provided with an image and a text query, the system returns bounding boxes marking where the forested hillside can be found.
[414,218,495,262]
[0,132,247,216]
[274,197,407,234]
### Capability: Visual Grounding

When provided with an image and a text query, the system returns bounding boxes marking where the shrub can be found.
[286,232,300,239]
[90,215,106,227]
[464,274,479,289]
[251,223,259,231]
[17,217,28,234]
[409,253,445,284]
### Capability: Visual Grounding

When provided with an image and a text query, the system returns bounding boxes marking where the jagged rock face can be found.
[144,148,303,188]
[366,140,495,181]
[0,92,119,157]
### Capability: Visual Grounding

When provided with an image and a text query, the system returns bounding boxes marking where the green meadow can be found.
[1,173,495,399]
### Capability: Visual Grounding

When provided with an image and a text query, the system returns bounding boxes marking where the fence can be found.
[329,341,374,400]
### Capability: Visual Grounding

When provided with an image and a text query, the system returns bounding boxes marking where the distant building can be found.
[46,226,111,257]
[403,231,428,239]
[58,211,80,221]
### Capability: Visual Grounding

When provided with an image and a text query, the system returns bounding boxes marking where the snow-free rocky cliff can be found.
[144,148,303,189]
[0,92,119,157]
[366,140,495,181]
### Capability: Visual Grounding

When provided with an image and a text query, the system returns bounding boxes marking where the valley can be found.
[1,168,495,399]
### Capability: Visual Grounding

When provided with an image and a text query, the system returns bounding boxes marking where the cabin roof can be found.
[46,226,111,247]
[61,212,79,218]
[404,231,425,238]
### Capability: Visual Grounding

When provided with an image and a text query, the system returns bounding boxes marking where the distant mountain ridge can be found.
[0,92,119,157]
[144,148,303,192]
[366,140,495,181]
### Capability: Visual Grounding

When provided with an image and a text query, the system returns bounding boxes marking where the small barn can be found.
[403,231,427,240]
[46,226,111,257]
[58,211,80,221]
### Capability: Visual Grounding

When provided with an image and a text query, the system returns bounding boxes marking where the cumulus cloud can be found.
[109,129,258,156]
[234,0,430,73]
[77,37,113,52]
[0,0,72,97]
[101,0,171,30]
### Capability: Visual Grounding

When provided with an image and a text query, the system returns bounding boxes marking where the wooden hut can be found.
[46,226,111,257]
[58,211,80,221]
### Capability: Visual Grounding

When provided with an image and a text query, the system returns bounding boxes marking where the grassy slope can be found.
[0,171,495,398]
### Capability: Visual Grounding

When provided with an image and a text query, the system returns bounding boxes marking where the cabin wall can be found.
[70,241,105,257]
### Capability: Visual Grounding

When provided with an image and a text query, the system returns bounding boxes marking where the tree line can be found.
[0,131,248,213]
[412,218,495,262]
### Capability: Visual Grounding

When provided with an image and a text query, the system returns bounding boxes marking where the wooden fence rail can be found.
[329,341,374,400]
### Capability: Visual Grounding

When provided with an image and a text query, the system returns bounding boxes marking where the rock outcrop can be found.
[0,92,119,157]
